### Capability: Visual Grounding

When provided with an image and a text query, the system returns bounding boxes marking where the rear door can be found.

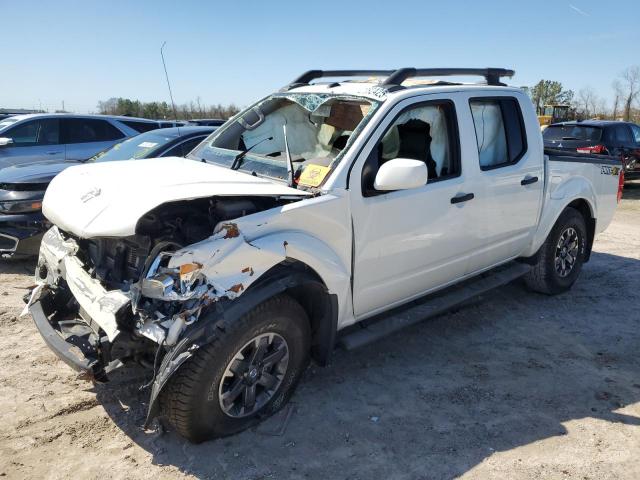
[62,118,126,160]
[462,95,544,274]
[0,118,63,166]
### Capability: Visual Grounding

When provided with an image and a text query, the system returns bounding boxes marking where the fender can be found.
[252,231,351,321]
[168,225,352,323]
[523,175,596,257]
[145,268,338,425]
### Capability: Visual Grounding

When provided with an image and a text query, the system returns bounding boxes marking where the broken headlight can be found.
[140,252,207,301]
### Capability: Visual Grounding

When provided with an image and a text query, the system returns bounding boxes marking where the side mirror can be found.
[373,158,428,191]
[0,138,14,147]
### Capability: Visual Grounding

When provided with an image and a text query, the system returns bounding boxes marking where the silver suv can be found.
[0,114,160,167]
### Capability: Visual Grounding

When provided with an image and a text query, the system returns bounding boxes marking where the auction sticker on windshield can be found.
[298,164,330,187]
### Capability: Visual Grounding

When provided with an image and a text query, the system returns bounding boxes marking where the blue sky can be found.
[1,0,638,113]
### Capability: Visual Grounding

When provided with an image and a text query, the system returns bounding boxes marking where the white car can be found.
[28,68,623,442]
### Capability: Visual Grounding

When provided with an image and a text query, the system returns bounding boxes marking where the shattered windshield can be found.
[189,93,380,188]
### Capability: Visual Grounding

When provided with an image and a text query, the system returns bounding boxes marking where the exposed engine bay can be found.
[73,196,281,291]
[31,195,296,374]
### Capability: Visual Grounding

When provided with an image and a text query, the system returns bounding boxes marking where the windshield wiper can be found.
[282,124,295,188]
[230,136,273,170]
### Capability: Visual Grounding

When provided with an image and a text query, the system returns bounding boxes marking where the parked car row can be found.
[0,114,219,256]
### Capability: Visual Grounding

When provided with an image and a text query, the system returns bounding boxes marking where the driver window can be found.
[362,101,459,195]
[3,119,60,147]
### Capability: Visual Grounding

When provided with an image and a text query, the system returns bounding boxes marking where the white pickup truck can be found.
[28,68,623,442]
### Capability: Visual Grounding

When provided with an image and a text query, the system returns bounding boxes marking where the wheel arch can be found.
[565,198,596,261]
[145,259,339,426]
[523,196,595,264]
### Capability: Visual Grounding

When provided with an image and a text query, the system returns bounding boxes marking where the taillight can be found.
[618,156,625,203]
[577,144,608,154]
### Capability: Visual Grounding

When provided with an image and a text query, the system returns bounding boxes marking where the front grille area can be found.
[75,235,152,290]
[0,182,48,192]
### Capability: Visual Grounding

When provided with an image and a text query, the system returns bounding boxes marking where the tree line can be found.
[524,65,640,122]
[96,97,240,120]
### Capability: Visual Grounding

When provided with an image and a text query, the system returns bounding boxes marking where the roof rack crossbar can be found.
[383,68,515,87]
[286,70,395,89]
[283,67,515,90]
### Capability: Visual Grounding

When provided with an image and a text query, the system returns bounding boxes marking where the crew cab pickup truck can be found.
[27,68,622,442]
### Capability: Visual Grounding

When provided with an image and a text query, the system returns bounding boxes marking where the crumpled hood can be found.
[43,156,310,238]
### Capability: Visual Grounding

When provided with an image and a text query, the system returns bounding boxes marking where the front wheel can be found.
[524,207,587,295]
[159,295,310,442]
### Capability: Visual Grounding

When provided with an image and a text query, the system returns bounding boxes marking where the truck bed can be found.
[545,147,622,167]
[532,148,622,249]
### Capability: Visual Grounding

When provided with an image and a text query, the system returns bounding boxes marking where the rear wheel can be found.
[159,295,310,442]
[524,207,587,295]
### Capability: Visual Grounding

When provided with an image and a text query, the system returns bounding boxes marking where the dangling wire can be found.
[140,338,166,391]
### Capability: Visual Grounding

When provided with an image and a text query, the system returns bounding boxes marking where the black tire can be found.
[159,294,310,442]
[524,207,587,295]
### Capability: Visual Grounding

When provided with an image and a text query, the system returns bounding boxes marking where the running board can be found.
[339,262,531,351]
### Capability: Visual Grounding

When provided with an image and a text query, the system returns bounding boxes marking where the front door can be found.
[0,118,63,167]
[350,97,477,318]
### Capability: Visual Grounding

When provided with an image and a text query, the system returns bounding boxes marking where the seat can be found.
[395,119,437,179]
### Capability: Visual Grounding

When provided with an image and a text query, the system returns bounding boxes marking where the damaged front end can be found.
[27,198,290,388]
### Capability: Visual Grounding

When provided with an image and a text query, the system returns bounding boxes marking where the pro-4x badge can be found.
[600,165,620,176]
[81,187,101,203]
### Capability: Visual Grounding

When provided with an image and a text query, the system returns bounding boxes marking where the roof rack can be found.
[283,67,515,91]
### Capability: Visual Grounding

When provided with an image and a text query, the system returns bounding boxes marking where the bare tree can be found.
[612,80,623,120]
[619,66,640,121]
[576,87,601,118]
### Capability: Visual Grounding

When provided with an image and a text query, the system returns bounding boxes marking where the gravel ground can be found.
[0,182,639,480]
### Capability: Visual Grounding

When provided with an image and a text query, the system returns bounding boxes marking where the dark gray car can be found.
[0,126,215,257]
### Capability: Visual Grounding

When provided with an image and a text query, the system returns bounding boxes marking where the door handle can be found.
[46,151,61,155]
[521,176,539,186]
[450,193,474,204]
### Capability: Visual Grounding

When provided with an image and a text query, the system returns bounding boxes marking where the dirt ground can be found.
[0,183,639,480]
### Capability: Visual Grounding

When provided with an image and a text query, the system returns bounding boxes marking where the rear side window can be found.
[544,125,602,142]
[470,98,526,169]
[3,119,60,146]
[630,124,640,144]
[612,125,632,144]
[122,120,159,133]
[63,119,125,144]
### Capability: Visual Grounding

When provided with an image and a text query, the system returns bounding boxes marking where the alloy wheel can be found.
[554,227,579,278]
[218,333,290,418]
